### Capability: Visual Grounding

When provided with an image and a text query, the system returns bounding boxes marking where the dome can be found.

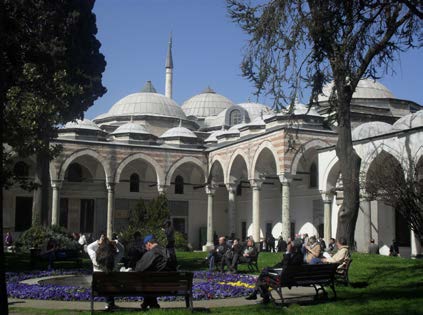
[160,126,197,139]
[111,122,151,135]
[97,81,186,120]
[181,87,235,118]
[238,102,274,120]
[352,121,392,140]
[292,102,321,116]
[319,79,395,102]
[63,119,101,131]
[392,110,423,130]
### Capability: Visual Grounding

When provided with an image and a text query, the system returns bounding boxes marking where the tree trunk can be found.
[32,152,50,226]
[32,156,42,226]
[335,87,362,247]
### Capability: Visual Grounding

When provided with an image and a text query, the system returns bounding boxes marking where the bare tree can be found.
[227,0,422,245]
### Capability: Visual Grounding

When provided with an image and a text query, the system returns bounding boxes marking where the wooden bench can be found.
[268,263,339,304]
[237,251,260,272]
[91,271,194,314]
[30,248,82,268]
[335,258,352,286]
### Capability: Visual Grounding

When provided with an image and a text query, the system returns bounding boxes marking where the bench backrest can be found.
[92,271,194,297]
[281,263,338,287]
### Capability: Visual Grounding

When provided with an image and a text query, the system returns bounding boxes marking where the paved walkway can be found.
[9,286,316,312]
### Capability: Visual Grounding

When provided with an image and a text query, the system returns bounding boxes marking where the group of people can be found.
[245,236,350,304]
[206,236,257,273]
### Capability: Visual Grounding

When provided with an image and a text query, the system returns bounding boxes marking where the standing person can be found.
[267,233,276,253]
[5,232,13,247]
[277,236,287,253]
[368,239,379,254]
[162,220,176,261]
[87,233,124,311]
[135,235,175,309]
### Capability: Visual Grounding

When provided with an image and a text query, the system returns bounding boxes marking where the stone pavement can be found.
[9,286,316,312]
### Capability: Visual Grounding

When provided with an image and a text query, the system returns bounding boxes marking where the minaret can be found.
[165,34,173,99]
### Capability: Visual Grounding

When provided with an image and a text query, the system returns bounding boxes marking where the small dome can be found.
[393,110,423,130]
[292,102,321,116]
[319,79,395,102]
[63,119,101,131]
[204,129,226,143]
[111,122,151,135]
[181,87,235,118]
[160,126,197,139]
[238,102,274,120]
[96,81,186,121]
[352,121,392,140]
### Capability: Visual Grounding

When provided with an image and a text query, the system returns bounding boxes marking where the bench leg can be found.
[185,294,193,311]
[91,297,94,315]
[330,281,337,300]
[312,284,327,300]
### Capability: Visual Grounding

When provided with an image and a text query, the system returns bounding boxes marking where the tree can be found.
[227,0,421,245]
[0,1,107,313]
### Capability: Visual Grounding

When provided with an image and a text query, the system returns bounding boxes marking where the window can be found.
[14,161,29,178]
[229,109,242,126]
[236,182,242,196]
[175,175,184,194]
[67,163,83,182]
[130,173,140,192]
[59,198,69,228]
[309,162,318,188]
[15,197,32,231]
[80,199,94,233]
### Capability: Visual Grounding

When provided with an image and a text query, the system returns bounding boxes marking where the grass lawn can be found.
[7,251,423,315]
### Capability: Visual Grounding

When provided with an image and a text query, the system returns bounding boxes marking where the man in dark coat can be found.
[135,235,175,309]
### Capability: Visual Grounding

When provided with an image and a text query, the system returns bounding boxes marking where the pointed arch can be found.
[58,149,111,183]
[227,149,250,184]
[165,156,206,187]
[208,158,226,184]
[114,153,165,187]
[290,139,330,175]
[251,141,281,179]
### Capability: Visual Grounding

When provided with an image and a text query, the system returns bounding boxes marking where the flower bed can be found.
[6,269,256,301]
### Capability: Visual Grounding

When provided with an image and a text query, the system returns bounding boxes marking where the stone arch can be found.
[227,150,250,184]
[251,141,281,179]
[290,139,330,175]
[114,153,165,187]
[360,144,402,178]
[165,156,207,187]
[208,159,226,184]
[58,149,111,183]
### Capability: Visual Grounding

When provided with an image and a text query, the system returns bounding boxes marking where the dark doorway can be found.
[395,208,411,247]
[15,197,32,231]
[241,221,247,241]
[59,198,69,228]
[80,199,94,233]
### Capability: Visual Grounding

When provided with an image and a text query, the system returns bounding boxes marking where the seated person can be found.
[222,238,242,273]
[231,239,257,271]
[135,235,176,309]
[123,231,145,270]
[206,236,230,272]
[304,236,322,264]
[246,239,303,304]
[40,237,59,269]
[327,238,336,254]
[321,237,350,265]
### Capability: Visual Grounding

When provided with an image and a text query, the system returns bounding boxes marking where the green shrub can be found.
[16,225,79,252]
[175,231,190,251]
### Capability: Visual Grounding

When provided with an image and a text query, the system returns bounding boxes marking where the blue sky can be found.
[86,0,422,119]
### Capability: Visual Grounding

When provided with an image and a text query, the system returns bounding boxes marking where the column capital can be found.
[50,179,63,189]
[225,182,238,193]
[320,190,334,203]
[158,184,169,194]
[206,184,218,195]
[106,182,116,191]
[279,173,293,185]
[250,178,264,190]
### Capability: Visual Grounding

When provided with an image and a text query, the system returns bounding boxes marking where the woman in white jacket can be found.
[87,234,124,310]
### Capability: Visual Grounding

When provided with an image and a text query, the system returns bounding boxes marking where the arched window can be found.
[236,182,242,196]
[130,173,140,192]
[229,109,242,126]
[309,162,318,188]
[67,163,83,182]
[14,161,29,178]
[175,175,184,194]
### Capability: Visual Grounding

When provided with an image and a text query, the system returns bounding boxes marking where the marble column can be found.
[279,174,292,241]
[106,183,116,239]
[411,229,421,258]
[51,180,62,226]
[360,191,372,252]
[226,183,237,237]
[250,179,264,244]
[204,185,217,250]
[322,192,334,243]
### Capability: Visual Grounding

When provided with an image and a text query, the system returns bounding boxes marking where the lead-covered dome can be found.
[319,79,395,102]
[352,121,392,140]
[181,87,234,118]
[96,81,186,121]
[111,122,151,136]
[238,102,274,120]
[393,110,423,130]
[63,119,102,131]
[160,126,197,139]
